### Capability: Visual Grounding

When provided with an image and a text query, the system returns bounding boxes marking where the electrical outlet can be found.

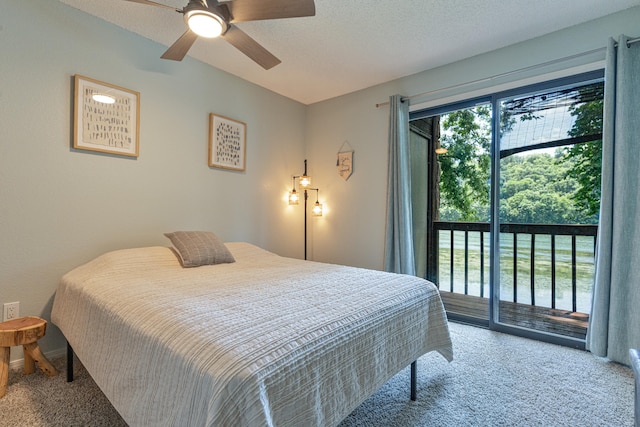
[3,302,19,321]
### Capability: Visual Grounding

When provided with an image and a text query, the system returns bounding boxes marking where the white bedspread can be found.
[51,243,452,426]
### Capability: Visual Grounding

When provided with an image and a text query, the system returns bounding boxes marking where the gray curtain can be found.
[384,94,416,275]
[586,35,640,365]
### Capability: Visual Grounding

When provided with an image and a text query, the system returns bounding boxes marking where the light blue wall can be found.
[305,6,640,270]
[0,1,306,360]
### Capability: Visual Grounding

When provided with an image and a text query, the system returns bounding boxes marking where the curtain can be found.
[383,94,416,275]
[586,35,640,365]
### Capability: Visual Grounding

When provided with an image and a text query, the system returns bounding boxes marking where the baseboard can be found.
[8,347,67,370]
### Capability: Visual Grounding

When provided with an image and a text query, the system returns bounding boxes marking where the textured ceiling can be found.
[59,0,640,105]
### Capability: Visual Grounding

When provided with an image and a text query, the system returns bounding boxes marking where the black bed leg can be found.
[66,341,74,382]
[410,360,417,401]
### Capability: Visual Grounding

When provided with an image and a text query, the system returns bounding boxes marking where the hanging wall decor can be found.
[209,113,246,171]
[73,75,140,157]
[337,140,354,181]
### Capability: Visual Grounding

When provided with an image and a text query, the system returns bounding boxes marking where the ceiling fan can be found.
[124,0,315,69]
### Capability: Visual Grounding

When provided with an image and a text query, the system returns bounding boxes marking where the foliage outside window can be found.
[435,81,603,225]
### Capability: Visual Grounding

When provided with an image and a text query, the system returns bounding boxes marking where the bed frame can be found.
[65,342,420,400]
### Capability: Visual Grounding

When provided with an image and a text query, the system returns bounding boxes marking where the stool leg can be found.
[0,347,9,399]
[22,343,58,377]
[23,346,36,375]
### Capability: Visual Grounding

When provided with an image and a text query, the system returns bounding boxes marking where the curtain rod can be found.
[375,37,639,108]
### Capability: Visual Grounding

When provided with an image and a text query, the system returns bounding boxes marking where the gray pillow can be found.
[164,231,235,267]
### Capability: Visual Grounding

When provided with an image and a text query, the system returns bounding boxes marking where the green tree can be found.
[436,82,603,225]
[556,89,603,222]
[499,153,591,224]
[438,106,491,221]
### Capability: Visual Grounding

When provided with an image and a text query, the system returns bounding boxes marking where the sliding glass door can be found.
[411,99,492,323]
[410,71,604,347]
[492,77,602,346]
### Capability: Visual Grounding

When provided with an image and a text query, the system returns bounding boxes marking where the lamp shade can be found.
[288,190,300,205]
[312,202,323,216]
[299,175,311,188]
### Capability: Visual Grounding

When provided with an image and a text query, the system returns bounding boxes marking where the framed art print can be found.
[209,113,246,171]
[73,74,140,157]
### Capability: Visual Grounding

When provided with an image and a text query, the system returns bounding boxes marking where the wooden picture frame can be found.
[73,74,140,157]
[209,113,246,171]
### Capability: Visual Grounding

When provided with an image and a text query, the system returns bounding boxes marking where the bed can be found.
[51,234,453,426]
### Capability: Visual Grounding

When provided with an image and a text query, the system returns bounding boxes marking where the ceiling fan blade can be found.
[222,25,281,69]
[161,30,199,61]
[123,0,179,12]
[223,0,315,22]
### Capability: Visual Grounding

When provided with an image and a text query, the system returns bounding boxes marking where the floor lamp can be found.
[289,159,323,260]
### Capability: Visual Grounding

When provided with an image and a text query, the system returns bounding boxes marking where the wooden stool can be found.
[0,316,58,398]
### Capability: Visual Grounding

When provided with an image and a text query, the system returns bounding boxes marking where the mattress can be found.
[51,242,452,426]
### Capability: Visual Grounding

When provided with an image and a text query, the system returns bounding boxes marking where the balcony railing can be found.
[433,221,598,313]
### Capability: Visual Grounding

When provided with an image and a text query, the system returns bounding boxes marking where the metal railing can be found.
[433,221,598,313]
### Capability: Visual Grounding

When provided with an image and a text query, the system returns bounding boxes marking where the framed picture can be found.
[73,74,140,157]
[209,113,246,171]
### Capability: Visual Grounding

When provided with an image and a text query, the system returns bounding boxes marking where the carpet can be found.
[0,322,634,426]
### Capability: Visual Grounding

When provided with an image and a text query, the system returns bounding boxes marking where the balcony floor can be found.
[439,291,589,340]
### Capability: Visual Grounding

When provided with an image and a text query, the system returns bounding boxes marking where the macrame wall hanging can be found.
[336,141,354,181]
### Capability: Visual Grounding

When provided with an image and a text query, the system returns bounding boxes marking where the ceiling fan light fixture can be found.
[185,9,226,38]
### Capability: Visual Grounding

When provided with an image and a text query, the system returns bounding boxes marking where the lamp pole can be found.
[288,159,320,261]
[303,159,308,260]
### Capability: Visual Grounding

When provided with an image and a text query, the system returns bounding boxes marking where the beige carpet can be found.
[0,322,634,426]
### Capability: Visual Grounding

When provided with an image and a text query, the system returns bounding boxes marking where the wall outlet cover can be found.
[2,302,19,321]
